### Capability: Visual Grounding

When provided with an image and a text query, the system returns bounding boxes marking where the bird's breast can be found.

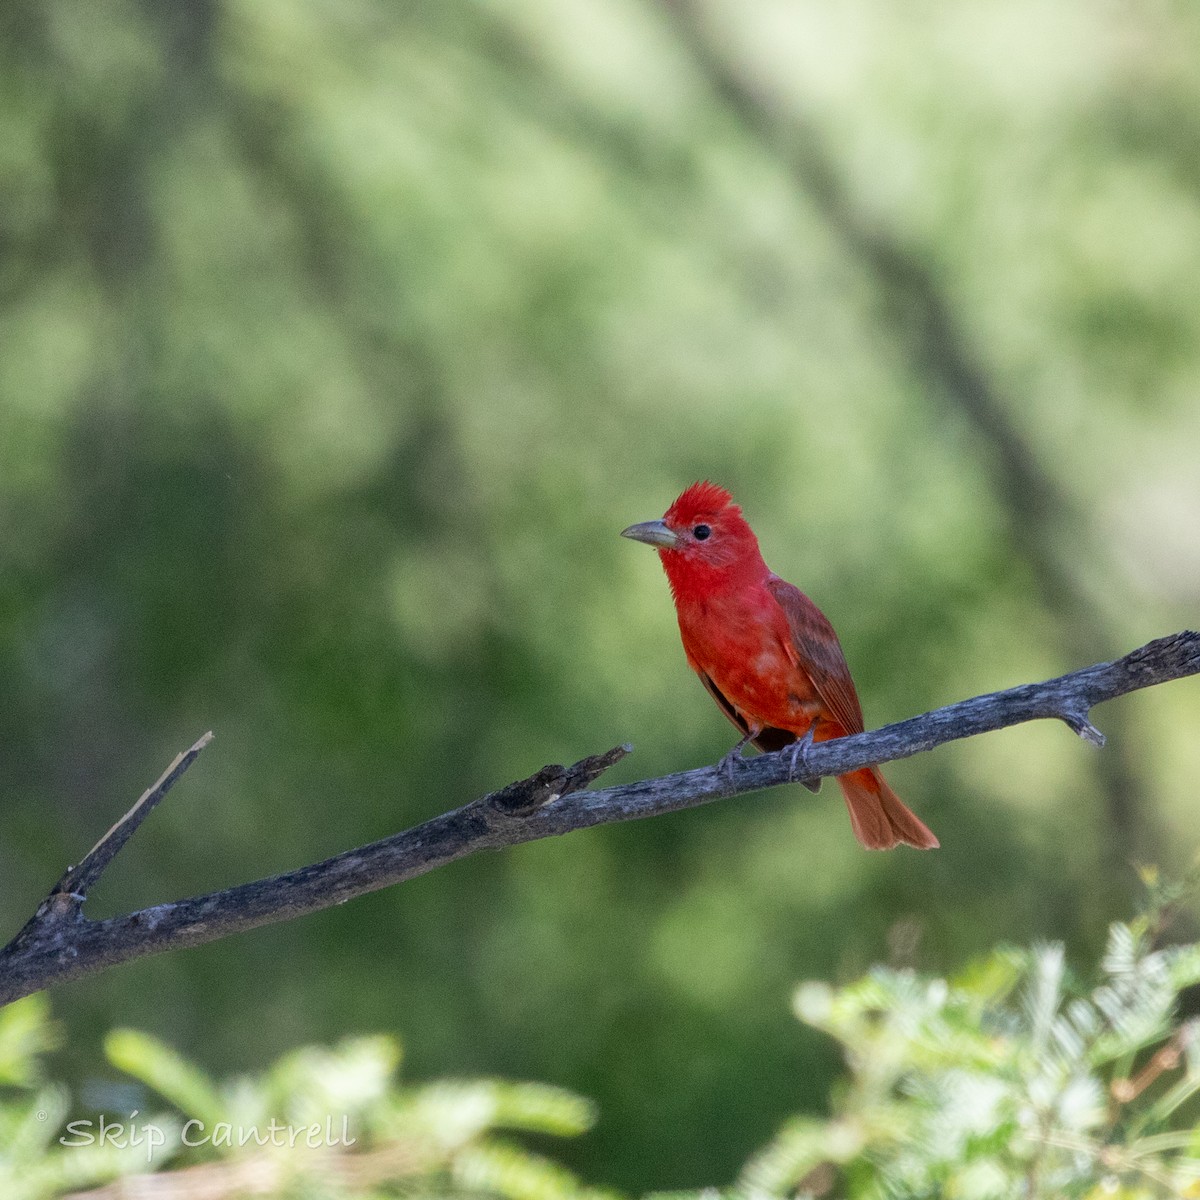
[676,588,817,731]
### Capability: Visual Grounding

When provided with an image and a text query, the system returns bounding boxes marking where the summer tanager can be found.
[622,481,938,850]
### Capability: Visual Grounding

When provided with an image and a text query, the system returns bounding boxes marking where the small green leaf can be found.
[0,995,60,1087]
[104,1029,225,1126]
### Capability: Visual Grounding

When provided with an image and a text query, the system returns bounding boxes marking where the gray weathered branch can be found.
[2,631,1197,1007]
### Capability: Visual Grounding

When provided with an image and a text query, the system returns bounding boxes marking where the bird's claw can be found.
[717,750,739,782]
[717,733,754,783]
[787,729,820,792]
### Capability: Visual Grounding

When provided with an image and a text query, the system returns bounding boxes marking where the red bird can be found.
[622,482,937,850]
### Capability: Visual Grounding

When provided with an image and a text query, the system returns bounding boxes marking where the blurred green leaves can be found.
[7,889,1200,1196]
[0,995,60,1088]
[1,999,604,1200]
[742,906,1200,1199]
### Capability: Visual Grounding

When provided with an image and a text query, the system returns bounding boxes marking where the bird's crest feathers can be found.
[664,481,739,528]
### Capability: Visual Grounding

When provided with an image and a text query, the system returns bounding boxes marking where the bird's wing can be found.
[766,576,865,736]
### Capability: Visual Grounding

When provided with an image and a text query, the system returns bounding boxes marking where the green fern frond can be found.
[453,1137,618,1200]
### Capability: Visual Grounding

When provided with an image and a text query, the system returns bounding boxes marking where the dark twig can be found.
[0,733,213,961]
[1,634,1197,1007]
[63,732,214,900]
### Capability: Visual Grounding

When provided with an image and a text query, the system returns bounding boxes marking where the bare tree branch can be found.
[1,632,1197,1007]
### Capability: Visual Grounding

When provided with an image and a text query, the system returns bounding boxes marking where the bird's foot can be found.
[786,729,821,793]
[717,733,754,783]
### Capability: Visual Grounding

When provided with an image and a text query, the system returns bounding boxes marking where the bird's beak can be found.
[620,519,679,549]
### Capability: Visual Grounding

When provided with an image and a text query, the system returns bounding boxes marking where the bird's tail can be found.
[836,767,939,850]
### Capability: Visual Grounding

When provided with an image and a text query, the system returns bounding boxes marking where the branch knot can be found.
[487,745,631,816]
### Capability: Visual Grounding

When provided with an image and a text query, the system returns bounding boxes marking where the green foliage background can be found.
[8,892,1200,1197]
[2,0,1199,1189]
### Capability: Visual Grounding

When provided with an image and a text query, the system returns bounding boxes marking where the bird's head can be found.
[621,482,766,592]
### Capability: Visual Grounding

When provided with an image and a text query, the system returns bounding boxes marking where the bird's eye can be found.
[693,524,711,540]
